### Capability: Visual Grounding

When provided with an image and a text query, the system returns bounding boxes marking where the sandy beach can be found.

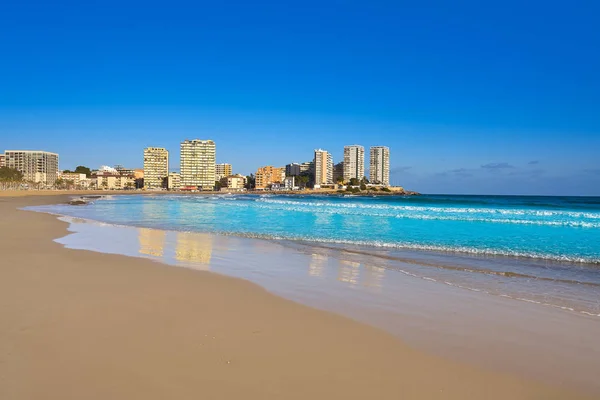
[0,192,594,399]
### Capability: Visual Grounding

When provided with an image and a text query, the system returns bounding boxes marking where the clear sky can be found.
[1,0,599,195]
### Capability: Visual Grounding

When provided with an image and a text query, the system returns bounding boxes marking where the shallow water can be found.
[27,193,600,316]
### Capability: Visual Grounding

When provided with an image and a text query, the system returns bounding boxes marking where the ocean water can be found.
[29,193,600,316]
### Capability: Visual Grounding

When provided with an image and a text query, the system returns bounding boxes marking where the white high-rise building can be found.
[343,145,365,182]
[4,150,59,185]
[314,149,333,186]
[143,147,169,189]
[180,139,216,190]
[369,146,390,186]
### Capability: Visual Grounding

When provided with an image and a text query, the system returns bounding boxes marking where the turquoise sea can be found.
[29,194,600,316]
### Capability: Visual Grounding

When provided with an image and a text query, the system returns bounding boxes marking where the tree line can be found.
[0,167,25,190]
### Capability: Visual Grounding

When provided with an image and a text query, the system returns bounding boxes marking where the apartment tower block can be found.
[369,146,390,186]
[314,149,333,186]
[180,139,216,190]
[143,147,169,189]
[343,145,365,182]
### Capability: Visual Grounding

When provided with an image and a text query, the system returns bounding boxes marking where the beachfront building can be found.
[93,166,135,190]
[143,147,169,189]
[333,162,344,183]
[285,163,301,177]
[343,145,365,182]
[215,163,232,180]
[4,150,59,186]
[314,149,333,187]
[180,139,216,191]
[167,172,181,190]
[225,174,246,191]
[284,176,296,190]
[0,154,5,168]
[299,161,314,174]
[255,166,285,190]
[370,146,390,186]
[134,169,144,180]
[58,172,91,189]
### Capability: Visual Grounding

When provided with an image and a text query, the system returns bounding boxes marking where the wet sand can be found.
[0,192,595,399]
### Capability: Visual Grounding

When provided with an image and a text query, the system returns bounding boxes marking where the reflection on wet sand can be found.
[138,228,166,258]
[304,248,386,290]
[175,232,213,269]
[309,253,326,277]
[362,265,385,289]
[338,260,360,286]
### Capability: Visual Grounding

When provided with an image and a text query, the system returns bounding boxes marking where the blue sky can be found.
[1,0,599,195]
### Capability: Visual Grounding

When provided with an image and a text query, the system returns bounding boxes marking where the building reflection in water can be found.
[362,265,386,289]
[309,253,327,277]
[175,232,213,270]
[338,260,360,286]
[138,228,166,258]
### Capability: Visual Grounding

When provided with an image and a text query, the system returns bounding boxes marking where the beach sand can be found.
[0,192,594,399]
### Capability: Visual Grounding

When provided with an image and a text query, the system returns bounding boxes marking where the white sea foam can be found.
[252,198,600,227]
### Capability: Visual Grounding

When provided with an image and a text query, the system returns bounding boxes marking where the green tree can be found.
[74,166,92,177]
[0,167,24,182]
[349,178,359,186]
[295,174,309,189]
[245,174,255,190]
[360,182,367,191]
[0,167,24,190]
[214,180,222,191]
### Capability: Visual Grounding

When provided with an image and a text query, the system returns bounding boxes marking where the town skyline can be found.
[0,140,392,191]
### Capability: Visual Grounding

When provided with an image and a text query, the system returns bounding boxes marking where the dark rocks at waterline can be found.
[68,199,88,206]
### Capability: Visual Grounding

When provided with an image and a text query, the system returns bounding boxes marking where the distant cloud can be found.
[434,168,473,178]
[390,166,412,173]
[528,160,540,165]
[509,168,545,177]
[481,162,514,170]
[449,168,473,178]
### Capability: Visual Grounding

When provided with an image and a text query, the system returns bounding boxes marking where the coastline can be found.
[0,193,596,399]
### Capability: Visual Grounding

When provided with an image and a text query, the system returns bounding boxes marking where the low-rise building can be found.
[167,172,181,190]
[225,174,246,191]
[255,166,285,190]
[0,154,5,168]
[134,169,144,179]
[93,166,135,190]
[58,172,91,188]
[284,176,297,190]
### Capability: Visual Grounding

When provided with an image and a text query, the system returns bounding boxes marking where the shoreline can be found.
[1,193,597,399]
[41,211,600,393]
